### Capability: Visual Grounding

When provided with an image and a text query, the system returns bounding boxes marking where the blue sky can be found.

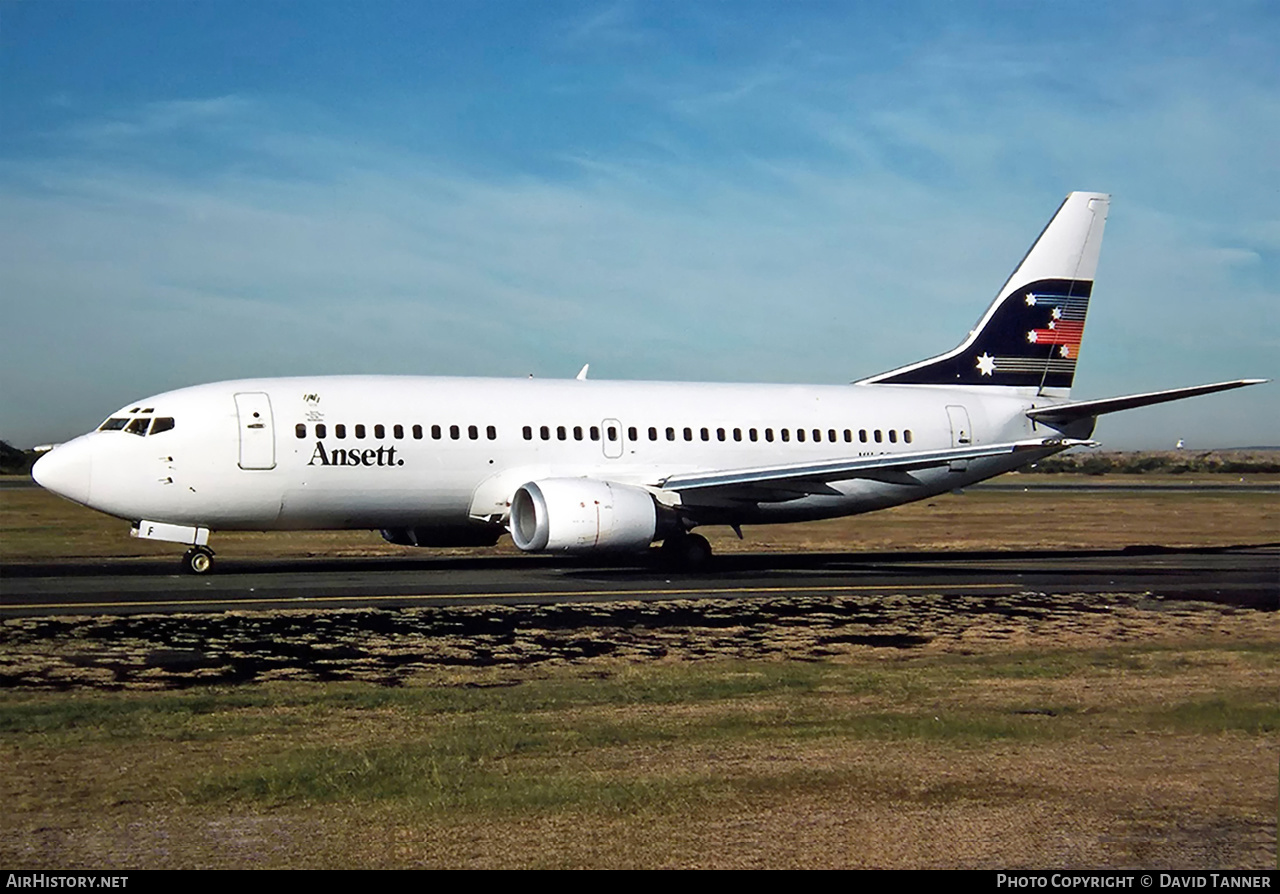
[1,1,1276,449]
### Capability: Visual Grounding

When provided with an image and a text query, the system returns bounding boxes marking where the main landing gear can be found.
[182,545,216,575]
[659,532,713,570]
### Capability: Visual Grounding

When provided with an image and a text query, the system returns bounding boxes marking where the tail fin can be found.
[861,191,1110,394]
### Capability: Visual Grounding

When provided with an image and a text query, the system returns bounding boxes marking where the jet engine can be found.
[509,478,674,553]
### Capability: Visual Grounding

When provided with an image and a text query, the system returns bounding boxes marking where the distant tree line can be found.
[1025,450,1280,475]
[0,441,39,475]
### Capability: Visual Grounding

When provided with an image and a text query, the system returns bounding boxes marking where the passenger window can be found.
[666,427,675,441]
[683,427,692,441]
[557,425,567,441]
[355,424,366,439]
[468,425,479,440]
[295,424,307,439]
[98,418,129,431]
[828,429,837,442]
[749,428,758,442]
[151,418,175,435]
[874,430,883,443]
[781,429,790,442]
[336,424,347,439]
[540,425,550,440]
[590,426,600,441]
[844,429,852,442]
[700,428,709,441]
[375,424,385,439]
[904,430,913,444]
[733,428,742,442]
[628,426,637,441]
[487,425,497,440]
[317,423,328,438]
[859,429,867,443]
[889,430,897,443]
[394,424,404,439]
[717,428,726,442]
[607,426,617,441]
[573,425,583,441]
[450,425,460,440]
[796,429,805,442]
[431,424,442,440]
[765,428,774,442]
[649,427,658,441]
[413,424,422,440]
[523,426,533,440]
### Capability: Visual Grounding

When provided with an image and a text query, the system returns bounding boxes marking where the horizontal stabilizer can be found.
[659,437,1091,494]
[1026,379,1267,425]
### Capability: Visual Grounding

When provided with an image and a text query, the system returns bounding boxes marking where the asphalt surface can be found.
[3,544,1276,617]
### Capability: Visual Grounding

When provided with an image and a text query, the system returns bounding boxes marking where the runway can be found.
[3,544,1276,616]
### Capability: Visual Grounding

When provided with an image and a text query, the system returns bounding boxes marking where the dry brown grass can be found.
[2,479,1276,869]
[2,600,1277,869]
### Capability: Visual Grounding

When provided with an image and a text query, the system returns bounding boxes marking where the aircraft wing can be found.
[1026,379,1266,426]
[658,436,1088,499]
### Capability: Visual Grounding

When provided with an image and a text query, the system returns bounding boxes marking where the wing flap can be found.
[659,437,1088,494]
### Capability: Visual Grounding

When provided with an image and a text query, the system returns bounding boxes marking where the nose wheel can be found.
[182,545,216,575]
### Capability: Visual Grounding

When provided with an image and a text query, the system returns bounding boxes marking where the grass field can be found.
[1,477,1277,868]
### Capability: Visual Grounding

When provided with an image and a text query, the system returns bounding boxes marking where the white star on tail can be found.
[976,353,997,376]
[1025,293,1036,306]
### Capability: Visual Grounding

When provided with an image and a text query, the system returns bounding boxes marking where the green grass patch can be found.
[1150,696,1280,734]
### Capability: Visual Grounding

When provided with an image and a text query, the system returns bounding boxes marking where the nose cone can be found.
[32,438,94,506]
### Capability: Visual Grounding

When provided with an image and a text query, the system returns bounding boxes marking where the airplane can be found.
[31,191,1264,574]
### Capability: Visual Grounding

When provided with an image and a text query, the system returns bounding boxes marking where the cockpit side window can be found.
[98,418,129,431]
[150,417,175,435]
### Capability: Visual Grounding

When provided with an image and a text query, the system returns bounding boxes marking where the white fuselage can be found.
[40,375,1056,534]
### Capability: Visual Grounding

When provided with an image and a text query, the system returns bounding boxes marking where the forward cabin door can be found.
[234,392,276,470]
[601,418,623,459]
[945,404,972,472]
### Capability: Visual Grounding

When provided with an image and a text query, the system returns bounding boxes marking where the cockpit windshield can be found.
[97,416,176,436]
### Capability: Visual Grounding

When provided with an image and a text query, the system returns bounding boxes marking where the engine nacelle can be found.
[509,478,666,554]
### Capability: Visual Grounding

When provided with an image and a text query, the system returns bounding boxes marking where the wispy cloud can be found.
[1,4,1276,449]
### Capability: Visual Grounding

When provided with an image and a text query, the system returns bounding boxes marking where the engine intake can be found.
[510,478,669,553]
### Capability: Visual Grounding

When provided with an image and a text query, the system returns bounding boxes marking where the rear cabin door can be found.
[234,392,276,470]
[945,404,972,472]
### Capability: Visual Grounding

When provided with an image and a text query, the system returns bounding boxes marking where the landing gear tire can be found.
[660,532,713,570]
[183,546,215,575]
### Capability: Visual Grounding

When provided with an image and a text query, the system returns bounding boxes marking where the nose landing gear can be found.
[182,545,215,575]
